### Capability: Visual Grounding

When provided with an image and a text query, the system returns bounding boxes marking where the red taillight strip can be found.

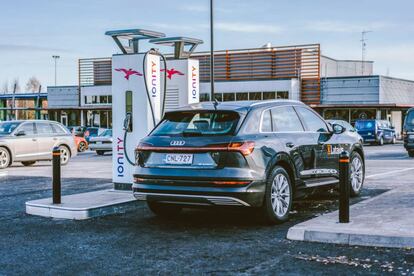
[134,177,251,186]
[136,141,255,156]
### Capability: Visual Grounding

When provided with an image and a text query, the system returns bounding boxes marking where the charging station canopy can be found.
[150,37,203,59]
[105,29,166,54]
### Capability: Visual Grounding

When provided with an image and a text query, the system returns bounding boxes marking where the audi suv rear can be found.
[133,100,365,224]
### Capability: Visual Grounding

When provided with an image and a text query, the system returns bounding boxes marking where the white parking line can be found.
[366,168,414,179]
[0,171,8,177]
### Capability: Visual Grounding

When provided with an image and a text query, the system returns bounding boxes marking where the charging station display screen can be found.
[126,90,133,114]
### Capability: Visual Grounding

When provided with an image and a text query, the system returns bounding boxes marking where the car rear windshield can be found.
[406,111,414,126]
[0,122,21,134]
[99,129,112,137]
[355,120,375,130]
[151,111,240,137]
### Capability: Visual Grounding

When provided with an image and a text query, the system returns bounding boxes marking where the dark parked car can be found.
[403,108,414,157]
[355,119,396,145]
[133,100,365,224]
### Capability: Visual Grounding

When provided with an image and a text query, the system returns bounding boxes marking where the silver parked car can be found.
[88,129,112,155]
[0,120,77,169]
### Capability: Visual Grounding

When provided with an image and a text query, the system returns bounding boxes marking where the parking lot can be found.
[1,145,413,274]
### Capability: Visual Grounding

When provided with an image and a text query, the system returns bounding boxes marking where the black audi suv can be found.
[133,100,365,224]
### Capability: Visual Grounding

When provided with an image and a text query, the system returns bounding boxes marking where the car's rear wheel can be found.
[78,142,87,152]
[147,201,182,217]
[0,147,11,169]
[378,137,384,146]
[408,151,414,158]
[21,161,36,166]
[59,145,70,166]
[350,152,364,197]
[96,150,105,156]
[262,166,293,224]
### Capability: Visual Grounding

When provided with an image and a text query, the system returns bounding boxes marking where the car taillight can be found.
[136,141,255,156]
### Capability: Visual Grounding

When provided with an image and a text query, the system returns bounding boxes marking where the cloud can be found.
[305,20,392,33]
[0,44,70,53]
[178,4,208,12]
[215,22,283,34]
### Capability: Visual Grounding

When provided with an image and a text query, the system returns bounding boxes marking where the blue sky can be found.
[1,0,413,91]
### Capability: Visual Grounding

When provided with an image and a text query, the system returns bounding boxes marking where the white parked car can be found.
[88,129,112,155]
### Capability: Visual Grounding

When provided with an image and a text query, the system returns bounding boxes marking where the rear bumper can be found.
[88,144,112,151]
[132,180,266,208]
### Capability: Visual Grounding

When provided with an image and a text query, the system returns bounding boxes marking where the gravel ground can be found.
[0,145,413,275]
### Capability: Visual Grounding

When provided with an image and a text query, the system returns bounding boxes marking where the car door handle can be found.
[53,137,58,141]
[286,142,295,148]
[32,138,37,142]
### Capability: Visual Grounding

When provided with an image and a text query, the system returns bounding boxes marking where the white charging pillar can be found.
[105,29,165,187]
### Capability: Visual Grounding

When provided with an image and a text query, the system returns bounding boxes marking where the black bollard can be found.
[339,151,350,223]
[52,147,61,204]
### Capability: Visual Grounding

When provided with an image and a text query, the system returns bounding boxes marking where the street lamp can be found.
[210,0,215,101]
[52,55,60,86]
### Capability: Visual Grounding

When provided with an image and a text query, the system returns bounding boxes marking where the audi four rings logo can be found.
[170,140,185,146]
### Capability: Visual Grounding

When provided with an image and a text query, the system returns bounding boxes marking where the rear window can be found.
[355,120,375,130]
[151,111,240,137]
[406,111,414,126]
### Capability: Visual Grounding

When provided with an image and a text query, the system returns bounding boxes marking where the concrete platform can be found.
[26,189,141,220]
[287,188,414,248]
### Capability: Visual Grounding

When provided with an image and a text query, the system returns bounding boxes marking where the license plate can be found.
[165,154,193,165]
[96,141,102,145]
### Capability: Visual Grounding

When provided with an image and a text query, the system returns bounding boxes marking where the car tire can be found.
[78,142,87,152]
[350,152,364,197]
[147,201,182,217]
[378,137,384,146]
[0,147,11,169]
[59,145,71,166]
[96,150,105,156]
[21,161,36,166]
[408,151,414,158]
[261,166,293,224]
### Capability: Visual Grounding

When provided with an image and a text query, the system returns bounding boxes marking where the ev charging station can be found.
[105,29,165,188]
[149,37,203,112]
[105,29,204,189]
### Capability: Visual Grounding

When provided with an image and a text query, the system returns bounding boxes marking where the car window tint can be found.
[36,122,54,135]
[261,110,272,132]
[18,123,35,135]
[51,124,66,134]
[295,107,328,132]
[271,106,304,132]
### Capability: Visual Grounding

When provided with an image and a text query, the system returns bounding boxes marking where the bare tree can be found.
[12,78,20,93]
[25,76,42,93]
[1,80,8,94]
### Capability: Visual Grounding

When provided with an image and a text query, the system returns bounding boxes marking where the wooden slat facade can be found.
[78,44,321,104]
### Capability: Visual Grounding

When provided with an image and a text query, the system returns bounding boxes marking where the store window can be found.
[249,92,262,100]
[200,93,210,102]
[223,93,235,101]
[214,93,223,102]
[236,93,248,101]
[276,91,289,99]
[263,92,276,100]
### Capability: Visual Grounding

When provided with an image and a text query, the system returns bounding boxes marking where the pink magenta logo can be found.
[161,68,184,79]
[115,68,143,80]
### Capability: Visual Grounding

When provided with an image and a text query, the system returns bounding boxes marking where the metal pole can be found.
[339,151,350,223]
[52,55,60,86]
[210,0,215,101]
[52,147,61,204]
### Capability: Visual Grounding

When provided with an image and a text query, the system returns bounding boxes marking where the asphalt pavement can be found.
[0,145,413,275]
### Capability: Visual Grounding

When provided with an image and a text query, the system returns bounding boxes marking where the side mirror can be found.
[332,124,345,134]
[15,130,26,136]
[390,126,395,130]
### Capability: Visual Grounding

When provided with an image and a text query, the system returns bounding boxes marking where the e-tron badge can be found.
[170,140,185,146]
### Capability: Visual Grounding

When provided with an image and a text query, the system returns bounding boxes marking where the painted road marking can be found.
[366,168,414,179]
[0,171,8,177]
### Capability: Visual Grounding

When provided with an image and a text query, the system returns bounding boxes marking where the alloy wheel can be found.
[79,142,86,152]
[350,156,364,192]
[60,146,70,165]
[0,148,10,169]
[271,173,291,217]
